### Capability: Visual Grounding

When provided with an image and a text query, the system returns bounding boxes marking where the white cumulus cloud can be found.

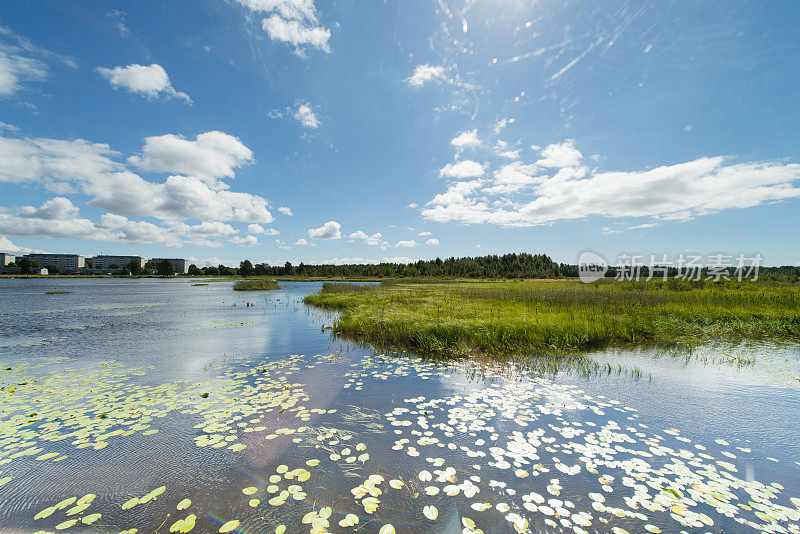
[294,103,320,128]
[308,220,341,239]
[406,64,444,87]
[450,129,480,148]
[349,230,382,246]
[184,221,237,236]
[231,235,258,246]
[0,131,276,246]
[97,63,191,102]
[262,15,330,54]
[0,200,246,248]
[127,131,253,187]
[0,212,115,242]
[0,235,37,254]
[248,224,279,235]
[439,160,485,179]
[425,238,439,246]
[19,196,79,220]
[278,206,293,216]
[484,162,543,194]
[536,139,583,168]
[421,145,800,227]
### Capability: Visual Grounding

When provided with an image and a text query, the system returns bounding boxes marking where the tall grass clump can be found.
[302,282,379,309]
[233,279,279,291]
[303,278,800,359]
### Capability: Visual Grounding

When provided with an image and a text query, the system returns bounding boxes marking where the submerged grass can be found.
[233,279,279,291]
[304,279,800,360]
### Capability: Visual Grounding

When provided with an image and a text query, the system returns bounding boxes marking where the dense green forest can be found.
[185,253,800,282]
[189,253,561,278]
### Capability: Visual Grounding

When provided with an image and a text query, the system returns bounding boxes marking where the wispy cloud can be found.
[235,0,330,55]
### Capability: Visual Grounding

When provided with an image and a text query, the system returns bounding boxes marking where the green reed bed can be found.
[233,279,280,291]
[304,279,800,358]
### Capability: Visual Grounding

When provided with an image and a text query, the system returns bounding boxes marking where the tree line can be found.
[201,253,574,279]
[193,253,799,282]
[5,252,799,281]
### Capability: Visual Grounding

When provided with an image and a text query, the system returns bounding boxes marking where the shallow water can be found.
[0,278,799,534]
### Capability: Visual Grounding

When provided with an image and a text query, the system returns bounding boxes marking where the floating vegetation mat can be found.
[1,353,799,534]
[0,336,67,349]
[234,279,280,291]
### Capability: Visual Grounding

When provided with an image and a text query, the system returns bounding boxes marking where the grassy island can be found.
[304,279,800,358]
[233,279,280,291]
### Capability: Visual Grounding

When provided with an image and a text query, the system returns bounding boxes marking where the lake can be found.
[1,278,799,533]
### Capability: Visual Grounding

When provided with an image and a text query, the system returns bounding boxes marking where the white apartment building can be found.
[92,255,145,269]
[151,258,189,274]
[24,254,85,272]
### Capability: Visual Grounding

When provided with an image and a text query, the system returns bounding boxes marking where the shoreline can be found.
[304,279,800,360]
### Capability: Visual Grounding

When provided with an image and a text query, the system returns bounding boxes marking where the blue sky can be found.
[1,0,799,266]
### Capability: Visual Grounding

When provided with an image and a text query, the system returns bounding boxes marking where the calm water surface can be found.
[1,278,799,534]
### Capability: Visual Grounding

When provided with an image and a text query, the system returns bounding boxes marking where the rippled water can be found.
[1,278,799,534]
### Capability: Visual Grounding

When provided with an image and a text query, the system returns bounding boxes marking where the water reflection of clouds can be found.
[241,361,348,469]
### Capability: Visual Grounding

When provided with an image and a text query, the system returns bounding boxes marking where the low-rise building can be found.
[151,258,189,274]
[25,254,85,272]
[92,255,145,270]
[0,253,15,266]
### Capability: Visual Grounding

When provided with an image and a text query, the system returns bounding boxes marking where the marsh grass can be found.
[304,279,800,360]
[233,279,279,291]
